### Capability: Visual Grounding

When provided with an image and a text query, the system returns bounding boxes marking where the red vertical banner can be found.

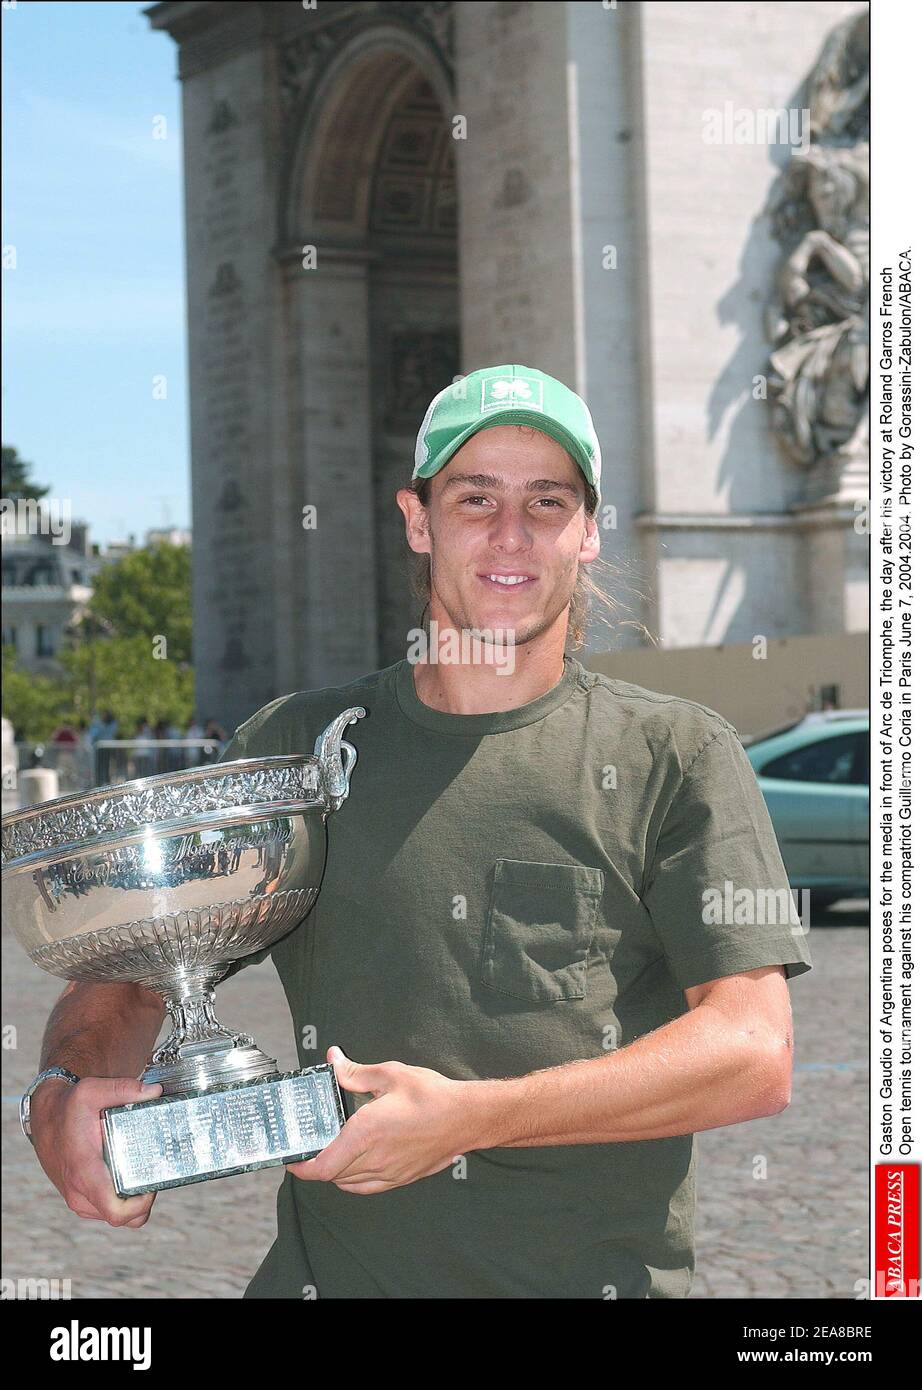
[875,1165,920,1297]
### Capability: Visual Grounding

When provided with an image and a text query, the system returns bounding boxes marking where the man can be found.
[24,364,811,1299]
[87,709,118,745]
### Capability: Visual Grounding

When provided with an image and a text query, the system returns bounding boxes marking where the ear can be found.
[578,514,601,565]
[395,487,432,557]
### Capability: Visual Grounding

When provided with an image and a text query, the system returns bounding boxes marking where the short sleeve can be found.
[218,727,248,764]
[641,725,813,991]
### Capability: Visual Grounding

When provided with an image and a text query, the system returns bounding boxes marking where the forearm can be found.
[39,981,166,1080]
[465,1003,789,1149]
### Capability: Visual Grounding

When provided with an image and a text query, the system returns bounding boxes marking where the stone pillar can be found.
[367,265,460,667]
[454,1,576,381]
[564,2,651,647]
[453,2,652,649]
[286,253,380,686]
[175,38,285,732]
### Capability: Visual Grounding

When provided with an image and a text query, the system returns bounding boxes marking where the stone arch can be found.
[280,23,455,249]
[279,23,460,669]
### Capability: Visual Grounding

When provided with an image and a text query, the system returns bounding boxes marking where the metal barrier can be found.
[93,739,224,786]
[10,743,94,798]
[7,740,225,804]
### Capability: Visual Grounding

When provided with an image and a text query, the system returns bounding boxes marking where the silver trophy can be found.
[1,707,366,1196]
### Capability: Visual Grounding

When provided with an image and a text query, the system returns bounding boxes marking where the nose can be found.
[486,503,533,554]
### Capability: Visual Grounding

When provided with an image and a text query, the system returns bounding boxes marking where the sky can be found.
[2,0,188,546]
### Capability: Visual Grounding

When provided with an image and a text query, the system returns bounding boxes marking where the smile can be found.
[478,573,536,589]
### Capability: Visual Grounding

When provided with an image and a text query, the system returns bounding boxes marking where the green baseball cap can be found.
[413,364,602,511]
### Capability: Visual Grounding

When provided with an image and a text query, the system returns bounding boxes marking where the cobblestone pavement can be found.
[692,903,869,1300]
[2,904,868,1300]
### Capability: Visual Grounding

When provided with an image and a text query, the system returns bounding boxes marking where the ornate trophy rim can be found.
[0,755,322,870]
[2,753,315,827]
[1,803,324,878]
[0,705,367,870]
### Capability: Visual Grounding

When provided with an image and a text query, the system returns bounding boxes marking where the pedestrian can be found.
[201,718,228,762]
[131,716,154,778]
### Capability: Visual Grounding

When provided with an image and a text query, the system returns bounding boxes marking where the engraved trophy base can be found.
[102,1064,347,1197]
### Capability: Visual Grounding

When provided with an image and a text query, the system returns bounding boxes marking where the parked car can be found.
[744,711,869,911]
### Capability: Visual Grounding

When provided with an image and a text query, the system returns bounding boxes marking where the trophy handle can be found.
[314,706,366,814]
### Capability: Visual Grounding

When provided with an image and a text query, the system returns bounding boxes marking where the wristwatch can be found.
[20,1067,80,1143]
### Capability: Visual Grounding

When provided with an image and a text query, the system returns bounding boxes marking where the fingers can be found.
[288,1125,375,1183]
[65,1149,158,1225]
[329,1050,401,1097]
[92,1188,157,1228]
[81,1082,162,1221]
[333,1180,393,1195]
[64,1170,157,1226]
[78,1076,163,1106]
[123,1211,154,1228]
[35,1076,163,1225]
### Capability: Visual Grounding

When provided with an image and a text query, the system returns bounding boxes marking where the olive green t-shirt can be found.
[218,654,811,1299]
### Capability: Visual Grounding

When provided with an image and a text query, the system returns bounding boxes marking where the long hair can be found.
[405,428,651,651]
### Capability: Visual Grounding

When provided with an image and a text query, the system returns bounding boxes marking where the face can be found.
[396,425,600,646]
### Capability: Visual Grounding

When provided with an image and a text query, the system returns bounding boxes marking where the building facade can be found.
[146,0,869,732]
[0,516,192,675]
[0,515,99,672]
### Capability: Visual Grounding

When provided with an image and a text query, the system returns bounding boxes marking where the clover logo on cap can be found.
[481,375,544,413]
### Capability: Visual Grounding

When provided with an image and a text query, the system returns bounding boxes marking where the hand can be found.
[286,1046,471,1194]
[31,1076,163,1227]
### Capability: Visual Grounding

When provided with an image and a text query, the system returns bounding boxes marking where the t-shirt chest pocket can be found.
[479,858,605,1003]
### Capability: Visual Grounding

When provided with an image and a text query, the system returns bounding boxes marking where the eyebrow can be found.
[440,472,581,500]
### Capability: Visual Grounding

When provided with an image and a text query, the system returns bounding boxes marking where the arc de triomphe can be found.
[147,1,868,732]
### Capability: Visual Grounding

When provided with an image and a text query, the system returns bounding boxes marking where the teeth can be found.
[488,574,529,585]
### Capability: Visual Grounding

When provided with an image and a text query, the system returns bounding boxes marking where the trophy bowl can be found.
[1,706,366,1194]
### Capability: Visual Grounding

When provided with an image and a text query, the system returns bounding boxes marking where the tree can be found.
[1,445,49,502]
[1,539,196,741]
[60,634,195,732]
[1,635,196,742]
[0,644,71,741]
[87,542,192,665]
